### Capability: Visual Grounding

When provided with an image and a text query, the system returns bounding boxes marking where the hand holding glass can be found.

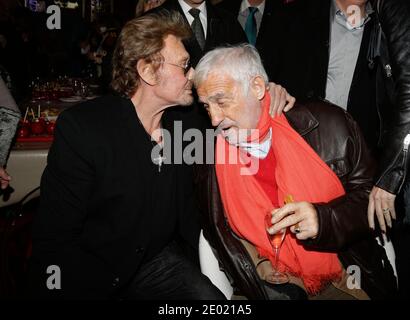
[264,195,293,284]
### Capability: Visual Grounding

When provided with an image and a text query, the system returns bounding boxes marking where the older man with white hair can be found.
[194,44,397,299]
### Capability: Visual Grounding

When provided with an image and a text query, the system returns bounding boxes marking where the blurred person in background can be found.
[0,76,21,190]
[136,0,168,17]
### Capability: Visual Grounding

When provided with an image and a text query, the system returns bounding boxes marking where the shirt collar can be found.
[240,0,265,16]
[178,0,207,19]
[331,0,373,30]
[237,128,272,159]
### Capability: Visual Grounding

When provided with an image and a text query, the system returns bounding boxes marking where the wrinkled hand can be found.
[368,186,396,233]
[0,167,11,190]
[267,201,318,240]
[267,82,296,117]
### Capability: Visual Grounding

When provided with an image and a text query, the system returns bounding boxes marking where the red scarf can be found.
[215,93,343,294]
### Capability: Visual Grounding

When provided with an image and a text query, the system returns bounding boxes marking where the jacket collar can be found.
[285,103,319,136]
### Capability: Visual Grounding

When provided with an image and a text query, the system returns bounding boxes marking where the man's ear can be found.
[137,59,158,86]
[250,76,267,100]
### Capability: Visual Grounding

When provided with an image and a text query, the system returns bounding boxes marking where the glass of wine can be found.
[264,195,294,284]
[264,212,289,284]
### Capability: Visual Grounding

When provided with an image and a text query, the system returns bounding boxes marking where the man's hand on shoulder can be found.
[267,82,296,117]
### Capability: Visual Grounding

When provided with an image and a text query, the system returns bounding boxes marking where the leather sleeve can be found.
[304,113,375,251]
[374,0,410,194]
[195,164,269,299]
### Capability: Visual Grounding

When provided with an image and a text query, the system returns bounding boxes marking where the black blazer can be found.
[150,1,247,135]
[29,95,199,299]
[156,0,247,67]
[267,0,379,151]
[217,0,283,79]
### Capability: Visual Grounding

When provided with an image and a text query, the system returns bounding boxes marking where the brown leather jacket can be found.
[195,100,397,299]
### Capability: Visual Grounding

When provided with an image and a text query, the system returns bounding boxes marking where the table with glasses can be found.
[0,78,101,207]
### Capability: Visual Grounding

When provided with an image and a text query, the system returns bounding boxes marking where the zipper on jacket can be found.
[384,64,392,78]
[403,134,410,152]
[398,134,410,192]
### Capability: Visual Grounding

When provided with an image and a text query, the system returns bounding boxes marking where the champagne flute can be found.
[264,195,294,284]
[264,213,289,284]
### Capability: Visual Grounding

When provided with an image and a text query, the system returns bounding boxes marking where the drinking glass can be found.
[264,212,289,284]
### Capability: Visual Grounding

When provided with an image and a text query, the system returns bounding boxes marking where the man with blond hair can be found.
[29,10,225,300]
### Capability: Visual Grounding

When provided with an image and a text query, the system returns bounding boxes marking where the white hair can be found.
[193,44,269,94]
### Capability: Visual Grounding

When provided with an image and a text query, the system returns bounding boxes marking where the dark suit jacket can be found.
[217,0,283,79]
[151,1,247,138]
[267,0,380,152]
[29,95,199,299]
[157,0,247,67]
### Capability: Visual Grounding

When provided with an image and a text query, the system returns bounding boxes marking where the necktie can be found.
[245,7,258,46]
[189,8,206,50]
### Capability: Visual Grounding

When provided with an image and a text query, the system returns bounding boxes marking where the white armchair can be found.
[199,230,233,300]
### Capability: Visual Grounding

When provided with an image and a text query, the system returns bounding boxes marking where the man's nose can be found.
[187,67,195,80]
[208,105,224,127]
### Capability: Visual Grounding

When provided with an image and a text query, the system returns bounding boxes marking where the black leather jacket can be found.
[196,100,397,299]
[370,0,410,194]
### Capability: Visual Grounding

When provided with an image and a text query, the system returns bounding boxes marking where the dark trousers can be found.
[393,226,410,299]
[118,242,226,300]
